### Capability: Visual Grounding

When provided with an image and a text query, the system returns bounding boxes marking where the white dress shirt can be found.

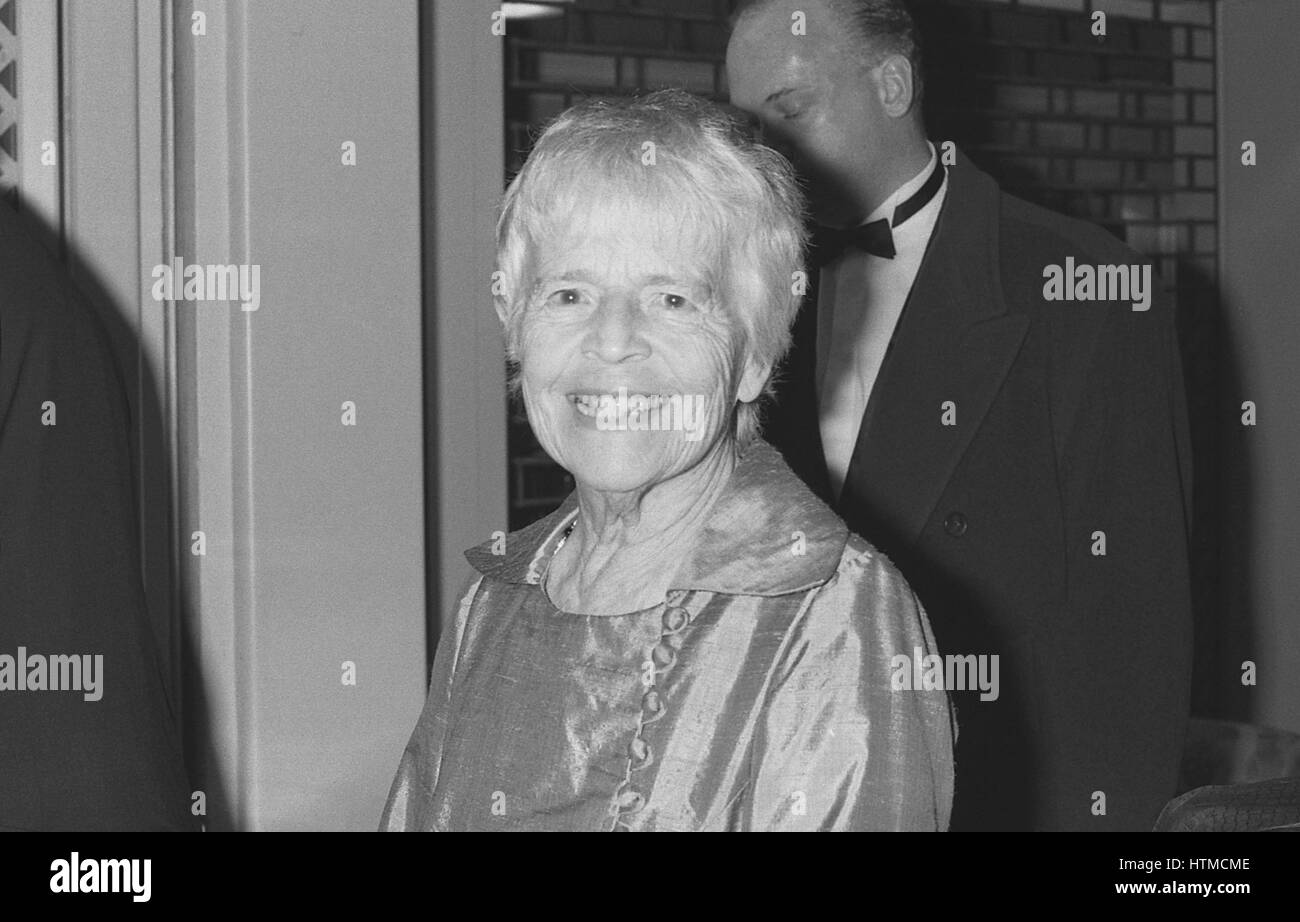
[817,142,949,500]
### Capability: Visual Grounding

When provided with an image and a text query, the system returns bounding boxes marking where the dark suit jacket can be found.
[765,149,1194,831]
[0,196,194,830]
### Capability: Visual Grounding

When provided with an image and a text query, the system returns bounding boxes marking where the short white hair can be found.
[495,89,808,449]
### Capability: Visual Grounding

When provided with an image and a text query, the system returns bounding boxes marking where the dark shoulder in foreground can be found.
[0,197,111,349]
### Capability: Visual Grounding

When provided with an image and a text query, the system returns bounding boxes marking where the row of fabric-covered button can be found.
[611,591,695,831]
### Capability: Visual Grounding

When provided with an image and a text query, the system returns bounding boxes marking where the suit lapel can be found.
[841,152,1029,549]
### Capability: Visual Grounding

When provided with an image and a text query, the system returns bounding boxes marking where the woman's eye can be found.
[546,289,584,306]
[661,293,690,310]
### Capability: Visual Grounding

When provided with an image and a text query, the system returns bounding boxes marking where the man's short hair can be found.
[495,89,808,448]
[731,0,925,106]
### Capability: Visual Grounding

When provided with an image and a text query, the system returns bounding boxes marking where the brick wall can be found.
[503,0,1219,531]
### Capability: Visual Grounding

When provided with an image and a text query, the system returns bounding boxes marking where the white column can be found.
[12,0,61,244]
[424,0,508,637]
[174,0,428,830]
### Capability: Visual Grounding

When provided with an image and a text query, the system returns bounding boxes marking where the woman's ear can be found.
[736,352,772,405]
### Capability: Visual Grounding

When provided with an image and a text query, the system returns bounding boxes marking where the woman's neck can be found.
[546,440,738,615]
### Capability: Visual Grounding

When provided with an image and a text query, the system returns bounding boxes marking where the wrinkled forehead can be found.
[526,167,729,281]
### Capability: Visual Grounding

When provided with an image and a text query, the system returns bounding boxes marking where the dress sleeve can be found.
[378,573,482,831]
[744,545,956,831]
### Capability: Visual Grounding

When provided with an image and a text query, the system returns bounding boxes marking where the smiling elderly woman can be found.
[380,89,954,832]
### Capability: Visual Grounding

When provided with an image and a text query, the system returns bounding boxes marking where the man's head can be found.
[726,0,929,227]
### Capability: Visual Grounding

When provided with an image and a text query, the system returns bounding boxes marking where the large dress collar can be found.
[464,440,850,597]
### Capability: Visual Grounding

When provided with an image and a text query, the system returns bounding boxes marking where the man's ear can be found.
[875,54,916,118]
[736,352,772,405]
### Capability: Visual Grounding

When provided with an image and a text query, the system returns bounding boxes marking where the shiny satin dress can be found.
[381,441,955,831]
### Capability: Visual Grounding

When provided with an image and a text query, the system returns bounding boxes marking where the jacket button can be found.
[943,512,968,537]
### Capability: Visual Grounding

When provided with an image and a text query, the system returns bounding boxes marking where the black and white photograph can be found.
[0,0,1296,896]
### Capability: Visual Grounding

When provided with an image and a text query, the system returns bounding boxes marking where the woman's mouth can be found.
[567,392,675,420]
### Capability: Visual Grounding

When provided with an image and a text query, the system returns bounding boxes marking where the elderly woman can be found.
[381,89,954,832]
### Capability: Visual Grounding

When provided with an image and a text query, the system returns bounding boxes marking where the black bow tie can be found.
[815,216,896,259]
[813,158,946,262]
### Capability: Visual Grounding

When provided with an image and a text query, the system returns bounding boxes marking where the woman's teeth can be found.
[572,394,601,417]
[569,393,673,419]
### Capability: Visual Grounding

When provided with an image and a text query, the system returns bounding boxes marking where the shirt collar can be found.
[464,441,850,597]
[864,140,939,226]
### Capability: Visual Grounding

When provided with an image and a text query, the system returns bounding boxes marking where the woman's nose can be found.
[582,296,650,363]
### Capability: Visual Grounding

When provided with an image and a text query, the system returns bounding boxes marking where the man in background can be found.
[727,0,1193,830]
[0,194,193,830]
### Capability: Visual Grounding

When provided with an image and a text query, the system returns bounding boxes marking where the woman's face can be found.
[515,194,768,495]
